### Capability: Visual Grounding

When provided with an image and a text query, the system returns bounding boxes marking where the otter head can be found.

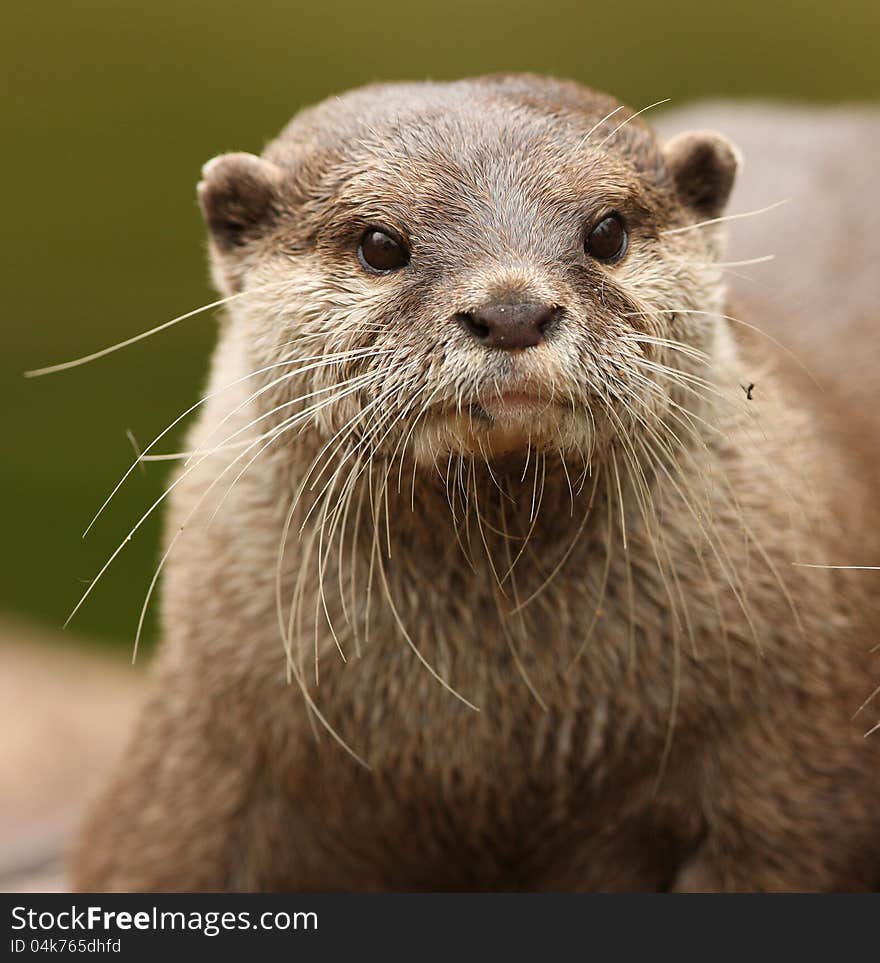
[197,77,739,481]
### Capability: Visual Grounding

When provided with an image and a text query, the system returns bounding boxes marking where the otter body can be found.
[74,77,880,891]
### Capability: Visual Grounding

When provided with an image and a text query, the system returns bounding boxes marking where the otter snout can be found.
[456,302,561,350]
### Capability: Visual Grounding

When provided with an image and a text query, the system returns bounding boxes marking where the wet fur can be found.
[73,77,880,891]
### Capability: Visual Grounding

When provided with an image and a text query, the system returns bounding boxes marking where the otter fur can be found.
[73,76,880,891]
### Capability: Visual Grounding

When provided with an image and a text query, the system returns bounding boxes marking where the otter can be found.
[72,76,880,891]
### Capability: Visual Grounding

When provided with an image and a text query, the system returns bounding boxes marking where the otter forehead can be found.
[264,77,669,259]
[266,75,651,163]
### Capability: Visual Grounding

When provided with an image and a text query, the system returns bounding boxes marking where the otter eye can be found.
[585,214,627,263]
[358,228,410,273]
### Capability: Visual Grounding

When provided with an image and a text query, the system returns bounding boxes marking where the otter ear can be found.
[197,152,285,252]
[663,131,741,219]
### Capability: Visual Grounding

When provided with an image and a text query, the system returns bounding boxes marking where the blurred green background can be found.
[3,0,879,651]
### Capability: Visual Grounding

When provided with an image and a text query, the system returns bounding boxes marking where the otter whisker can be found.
[347,471,368,658]
[576,104,625,149]
[596,98,671,148]
[678,254,776,269]
[793,563,880,571]
[661,198,789,236]
[315,468,353,665]
[327,452,366,636]
[570,482,615,665]
[468,458,507,594]
[530,450,546,524]
[610,446,628,552]
[26,279,296,378]
[558,450,575,516]
[520,435,533,484]
[496,498,549,711]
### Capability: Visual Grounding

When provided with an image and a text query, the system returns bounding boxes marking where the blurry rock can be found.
[0,618,144,892]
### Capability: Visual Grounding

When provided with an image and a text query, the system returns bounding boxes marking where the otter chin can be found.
[427,357,578,458]
[73,76,880,893]
[434,397,573,458]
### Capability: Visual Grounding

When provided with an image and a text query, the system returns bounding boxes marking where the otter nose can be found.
[457,302,559,350]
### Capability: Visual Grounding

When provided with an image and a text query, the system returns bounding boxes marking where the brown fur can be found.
[73,77,880,892]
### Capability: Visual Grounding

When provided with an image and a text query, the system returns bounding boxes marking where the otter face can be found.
[198,78,738,476]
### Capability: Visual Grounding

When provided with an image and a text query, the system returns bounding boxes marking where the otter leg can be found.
[670,828,879,893]
[671,731,880,892]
